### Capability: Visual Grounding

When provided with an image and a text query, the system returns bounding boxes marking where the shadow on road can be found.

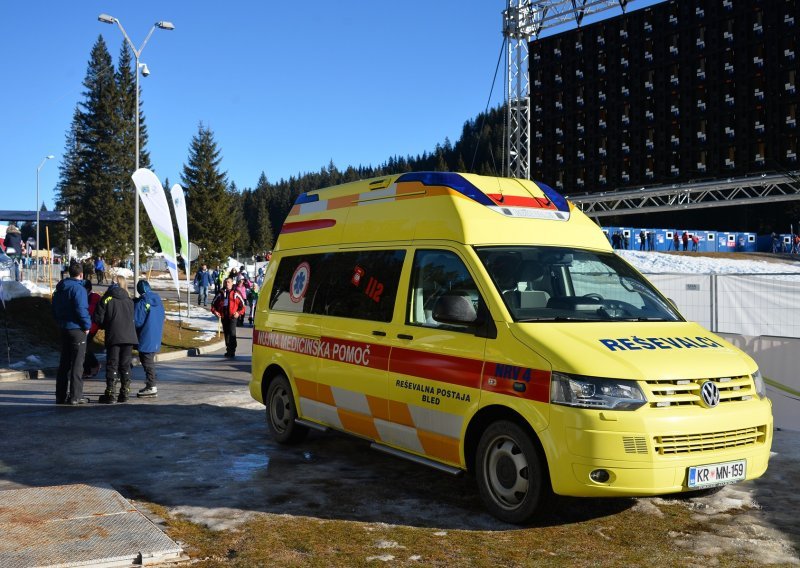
[0,391,632,530]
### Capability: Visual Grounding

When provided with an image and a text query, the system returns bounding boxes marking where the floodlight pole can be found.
[36,155,54,281]
[97,14,174,292]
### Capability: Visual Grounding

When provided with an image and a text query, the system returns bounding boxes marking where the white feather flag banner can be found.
[131,168,180,296]
[169,183,190,289]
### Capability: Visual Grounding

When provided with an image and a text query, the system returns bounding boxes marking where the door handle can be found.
[372,330,386,336]
[397,333,414,340]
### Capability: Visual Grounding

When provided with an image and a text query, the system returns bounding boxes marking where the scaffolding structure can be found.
[568,172,800,218]
[503,0,631,179]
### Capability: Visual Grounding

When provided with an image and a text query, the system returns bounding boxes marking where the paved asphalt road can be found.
[0,322,798,548]
[0,323,505,530]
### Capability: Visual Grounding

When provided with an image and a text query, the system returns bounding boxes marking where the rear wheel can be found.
[265,374,308,444]
[476,420,549,524]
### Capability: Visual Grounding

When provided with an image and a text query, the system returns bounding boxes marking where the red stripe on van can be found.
[389,348,484,389]
[281,219,336,234]
[319,336,390,371]
[485,194,556,209]
[482,365,550,403]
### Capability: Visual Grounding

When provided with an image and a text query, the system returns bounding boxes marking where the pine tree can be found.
[56,107,87,248]
[76,36,126,259]
[228,181,249,258]
[181,123,233,266]
[251,173,274,255]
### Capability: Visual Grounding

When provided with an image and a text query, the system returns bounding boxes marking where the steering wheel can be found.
[581,293,604,301]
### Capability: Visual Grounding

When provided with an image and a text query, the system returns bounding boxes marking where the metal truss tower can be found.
[502,0,632,180]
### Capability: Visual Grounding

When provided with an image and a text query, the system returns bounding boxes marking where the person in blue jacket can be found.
[133,279,165,398]
[193,264,214,307]
[51,262,92,405]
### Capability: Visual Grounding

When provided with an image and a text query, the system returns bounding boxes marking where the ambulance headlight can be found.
[752,369,766,399]
[550,372,646,410]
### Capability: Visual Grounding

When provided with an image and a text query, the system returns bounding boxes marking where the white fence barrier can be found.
[645,273,800,338]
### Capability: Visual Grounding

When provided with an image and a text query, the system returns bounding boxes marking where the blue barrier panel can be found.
[659,229,678,252]
[756,235,776,253]
[718,232,737,252]
[736,232,757,252]
[701,230,719,252]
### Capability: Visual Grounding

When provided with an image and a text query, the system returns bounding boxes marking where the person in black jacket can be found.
[93,276,139,403]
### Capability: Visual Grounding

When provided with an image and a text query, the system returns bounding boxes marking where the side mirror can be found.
[432,293,479,325]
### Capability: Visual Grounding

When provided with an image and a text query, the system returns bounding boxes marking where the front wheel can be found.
[265,374,308,444]
[475,420,550,524]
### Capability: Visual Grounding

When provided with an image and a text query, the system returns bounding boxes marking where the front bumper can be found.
[542,399,773,497]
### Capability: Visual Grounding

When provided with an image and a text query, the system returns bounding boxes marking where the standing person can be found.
[248,281,259,326]
[133,280,165,398]
[82,279,101,378]
[692,234,700,252]
[672,231,680,251]
[94,276,138,404]
[646,231,654,251]
[234,275,249,326]
[681,231,689,252]
[211,266,221,295]
[216,266,225,295]
[638,230,646,251]
[3,223,22,281]
[193,263,213,306]
[94,256,106,285]
[52,263,92,405]
[82,258,94,283]
[211,277,246,358]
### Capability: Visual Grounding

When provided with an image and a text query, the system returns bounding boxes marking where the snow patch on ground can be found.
[167,506,259,532]
[618,250,800,274]
[0,280,51,301]
[8,355,43,370]
[374,540,405,549]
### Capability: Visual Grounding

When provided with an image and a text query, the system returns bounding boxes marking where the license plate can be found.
[687,459,746,488]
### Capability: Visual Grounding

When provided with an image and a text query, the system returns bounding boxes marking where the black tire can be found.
[265,374,308,444]
[475,420,550,524]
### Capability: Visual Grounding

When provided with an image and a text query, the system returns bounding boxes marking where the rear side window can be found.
[269,254,326,314]
[269,250,405,322]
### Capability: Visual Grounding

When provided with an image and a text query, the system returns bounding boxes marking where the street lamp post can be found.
[97,14,174,289]
[36,155,55,281]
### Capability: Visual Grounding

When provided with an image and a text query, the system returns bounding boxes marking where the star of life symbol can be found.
[289,262,311,303]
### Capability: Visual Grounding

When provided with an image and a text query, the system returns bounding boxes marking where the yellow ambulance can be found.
[249,172,772,523]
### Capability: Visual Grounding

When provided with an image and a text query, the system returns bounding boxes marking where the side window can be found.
[268,254,325,314]
[320,250,405,322]
[407,250,482,332]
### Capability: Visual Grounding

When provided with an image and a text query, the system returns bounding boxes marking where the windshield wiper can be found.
[517,316,597,322]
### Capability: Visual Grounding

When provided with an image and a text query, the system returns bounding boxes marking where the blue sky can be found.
[0,1,652,213]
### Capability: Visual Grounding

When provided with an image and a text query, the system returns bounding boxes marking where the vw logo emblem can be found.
[700,381,720,408]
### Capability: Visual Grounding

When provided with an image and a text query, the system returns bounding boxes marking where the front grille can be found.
[654,425,767,455]
[642,375,755,408]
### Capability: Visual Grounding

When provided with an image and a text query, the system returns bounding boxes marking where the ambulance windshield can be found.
[476,246,682,323]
